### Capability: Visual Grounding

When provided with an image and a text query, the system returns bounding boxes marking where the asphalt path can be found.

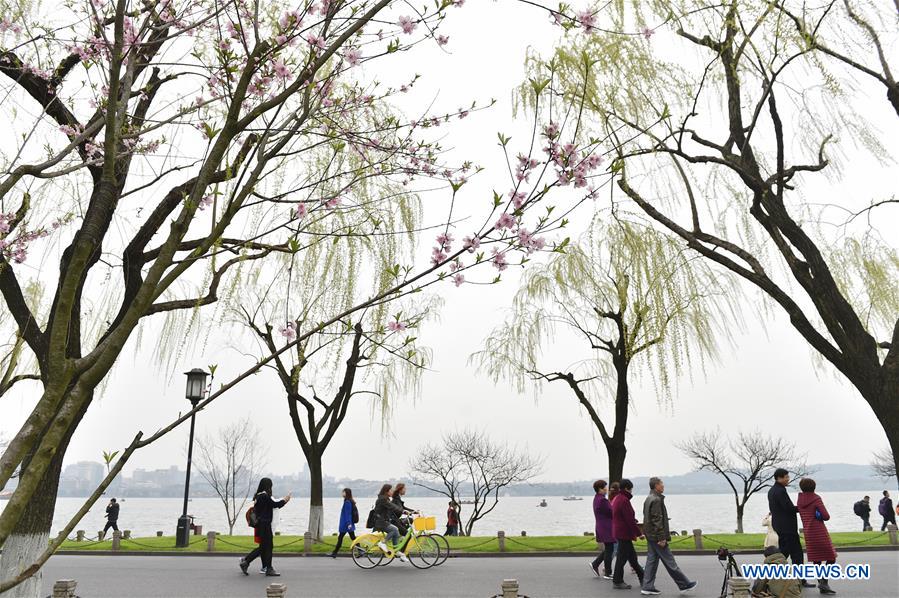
[39,551,899,597]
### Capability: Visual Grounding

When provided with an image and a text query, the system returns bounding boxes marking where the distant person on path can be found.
[640,477,698,595]
[853,496,872,531]
[610,478,645,590]
[102,498,119,538]
[240,477,291,577]
[330,488,358,558]
[879,490,896,531]
[373,484,408,562]
[445,501,460,536]
[762,512,778,548]
[589,479,615,580]
[797,478,837,595]
[767,468,814,588]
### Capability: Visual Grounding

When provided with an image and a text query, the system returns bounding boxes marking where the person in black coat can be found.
[767,468,814,588]
[879,490,896,531]
[240,478,291,577]
[103,498,120,538]
[372,484,407,561]
[391,483,416,535]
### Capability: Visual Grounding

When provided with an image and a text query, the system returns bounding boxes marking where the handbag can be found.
[814,508,823,521]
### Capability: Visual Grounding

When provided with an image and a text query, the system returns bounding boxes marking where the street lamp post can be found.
[175,368,209,548]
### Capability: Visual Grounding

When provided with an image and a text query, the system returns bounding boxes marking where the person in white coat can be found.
[762,512,779,548]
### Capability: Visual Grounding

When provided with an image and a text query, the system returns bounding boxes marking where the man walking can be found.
[853,496,872,531]
[879,490,896,531]
[103,498,120,539]
[768,468,814,588]
[640,477,698,595]
[611,479,644,590]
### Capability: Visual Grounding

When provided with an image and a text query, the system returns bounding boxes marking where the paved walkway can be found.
[40,551,899,597]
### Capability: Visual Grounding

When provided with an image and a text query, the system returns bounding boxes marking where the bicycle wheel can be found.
[351,535,384,569]
[406,534,441,569]
[427,533,450,566]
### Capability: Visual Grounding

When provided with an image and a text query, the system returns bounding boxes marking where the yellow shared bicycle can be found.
[350,514,444,569]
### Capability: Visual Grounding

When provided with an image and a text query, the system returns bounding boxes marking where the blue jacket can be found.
[339,499,355,533]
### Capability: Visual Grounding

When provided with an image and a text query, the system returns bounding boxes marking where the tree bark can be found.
[0,438,67,597]
[606,442,627,485]
[736,502,745,534]
[307,453,324,541]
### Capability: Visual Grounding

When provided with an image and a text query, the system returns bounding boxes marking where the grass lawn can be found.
[57,531,893,554]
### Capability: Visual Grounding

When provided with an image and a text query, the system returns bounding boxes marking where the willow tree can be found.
[475,218,737,481]
[536,0,899,483]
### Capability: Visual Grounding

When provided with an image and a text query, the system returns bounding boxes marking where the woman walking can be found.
[611,478,644,590]
[590,480,615,579]
[373,483,408,562]
[330,488,358,558]
[240,478,291,577]
[797,478,837,595]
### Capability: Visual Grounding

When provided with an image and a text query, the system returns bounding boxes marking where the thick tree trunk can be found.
[736,502,745,534]
[0,445,65,597]
[307,454,323,541]
[605,442,627,484]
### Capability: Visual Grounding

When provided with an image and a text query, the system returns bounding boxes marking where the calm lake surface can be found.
[23,490,886,538]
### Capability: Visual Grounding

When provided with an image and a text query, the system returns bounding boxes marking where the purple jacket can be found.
[593,493,614,543]
[611,490,642,541]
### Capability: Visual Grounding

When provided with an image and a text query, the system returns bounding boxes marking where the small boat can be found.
[537,499,547,507]
[459,499,475,505]
[562,496,583,501]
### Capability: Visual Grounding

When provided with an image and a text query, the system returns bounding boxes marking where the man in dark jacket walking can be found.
[854,496,872,531]
[768,468,814,588]
[103,498,120,538]
[879,490,896,531]
[611,478,644,590]
[640,478,698,595]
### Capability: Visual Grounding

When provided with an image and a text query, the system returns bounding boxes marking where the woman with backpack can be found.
[330,488,358,558]
[240,478,291,577]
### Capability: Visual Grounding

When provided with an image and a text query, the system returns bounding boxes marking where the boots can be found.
[818,579,836,595]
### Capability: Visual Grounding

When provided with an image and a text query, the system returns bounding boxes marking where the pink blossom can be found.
[199,195,214,210]
[344,47,362,67]
[543,121,560,138]
[324,197,341,209]
[577,10,597,32]
[452,274,465,287]
[398,16,416,34]
[273,60,291,79]
[278,322,297,341]
[495,213,515,230]
[437,35,449,47]
[449,260,463,273]
[462,235,480,253]
[491,248,508,271]
[436,232,454,252]
[641,27,654,40]
[387,320,406,332]
[510,190,527,210]
[431,247,448,266]
[295,203,308,219]
[307,34,326,50]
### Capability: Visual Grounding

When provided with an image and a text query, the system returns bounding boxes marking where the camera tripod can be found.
[718,551,741,597]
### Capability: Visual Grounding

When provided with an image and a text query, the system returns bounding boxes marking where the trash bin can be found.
[194,524,203,536]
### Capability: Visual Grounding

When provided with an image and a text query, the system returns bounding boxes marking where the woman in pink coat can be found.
[797,478,836,595]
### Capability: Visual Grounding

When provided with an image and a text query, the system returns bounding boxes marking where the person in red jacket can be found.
[611,478,644,590]
[797,478,837,595]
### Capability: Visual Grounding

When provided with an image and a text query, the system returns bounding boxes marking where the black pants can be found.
[591,541,615,575]
[612,539,643,584]
[814,560,836,582]
[881,514,896,531]
[778,532,804,565]
[103,521,118,534]
[861,516,870,531]
[244,523,274,570]
[331,530,356,554]
[445,525,458,536]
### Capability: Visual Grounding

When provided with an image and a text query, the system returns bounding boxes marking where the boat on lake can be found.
[562,496,583,501]
[537,499,547,507]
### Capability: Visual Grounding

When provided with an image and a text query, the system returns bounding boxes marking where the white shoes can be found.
[377,541,389,552]
[397,551,408,563]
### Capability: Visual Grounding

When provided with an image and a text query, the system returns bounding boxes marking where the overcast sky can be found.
[1,2,897,486]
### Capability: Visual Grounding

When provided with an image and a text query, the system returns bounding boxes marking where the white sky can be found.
[1,2,897,484]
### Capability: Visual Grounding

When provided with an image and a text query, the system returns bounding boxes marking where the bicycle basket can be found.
[412,516,436,531]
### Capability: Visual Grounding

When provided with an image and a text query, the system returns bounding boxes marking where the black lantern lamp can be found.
[176,368,209,547]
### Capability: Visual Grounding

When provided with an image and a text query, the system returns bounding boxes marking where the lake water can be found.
[21,490,886,538]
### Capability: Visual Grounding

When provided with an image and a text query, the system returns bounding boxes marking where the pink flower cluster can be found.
[515,154,539,183]
[462,235,480,253]
[544,133,604,188]
[431,231,453,266]
[387,320,406,332]
[0,213,59,264]
[278,322,297,341]
[0,18,22,35]
[398,16,416,34]
[577,10,597,32]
